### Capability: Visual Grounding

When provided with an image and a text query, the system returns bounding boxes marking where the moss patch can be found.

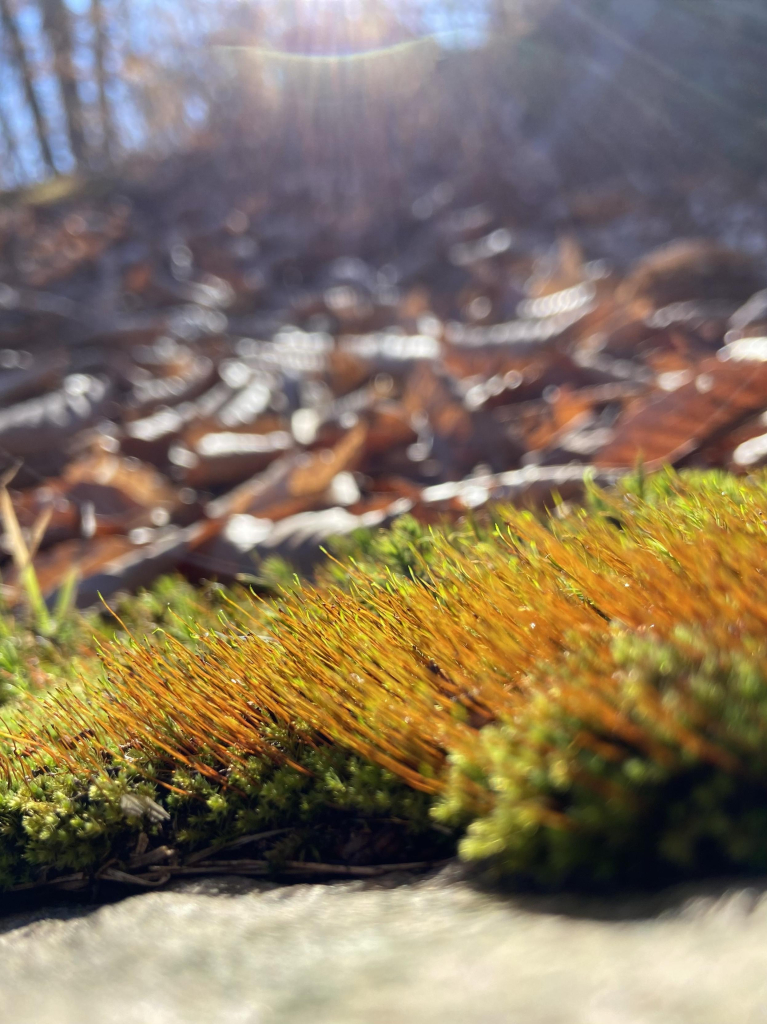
[3,470,767,893]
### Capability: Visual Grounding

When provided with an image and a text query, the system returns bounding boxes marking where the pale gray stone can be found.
[1,871,767,1024]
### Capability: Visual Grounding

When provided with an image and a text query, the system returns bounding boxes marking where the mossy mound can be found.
[3,469,767,895]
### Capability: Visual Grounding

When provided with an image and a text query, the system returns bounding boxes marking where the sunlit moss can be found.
[3,469,767,889]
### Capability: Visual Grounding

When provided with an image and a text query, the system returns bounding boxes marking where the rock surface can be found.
[2,870,767,1023]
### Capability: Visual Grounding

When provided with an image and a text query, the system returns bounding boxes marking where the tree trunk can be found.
[39,0,88,167]
[0,102,23,184]
[0,0,57,173]
[90,0,115,163]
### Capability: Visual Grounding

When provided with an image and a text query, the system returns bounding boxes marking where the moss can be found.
[3,468,767,892]
[0,574,258,710]
[0,733,446,890]
[323,510,503,586]
[437,627,767,887]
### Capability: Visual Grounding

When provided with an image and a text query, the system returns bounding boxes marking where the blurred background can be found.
[1,0,765,196]
[0,0,767,605]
